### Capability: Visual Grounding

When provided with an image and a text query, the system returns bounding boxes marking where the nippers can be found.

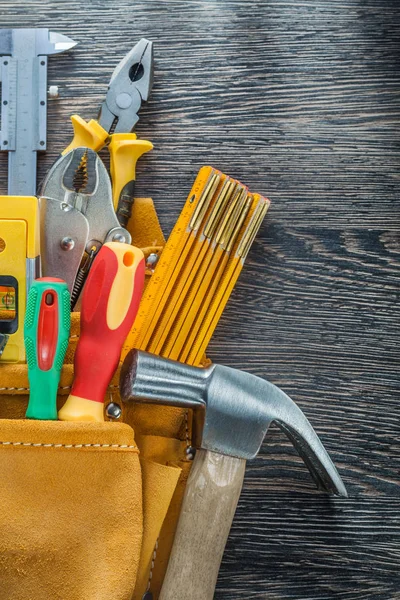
[98,38,154,134]
[40,39,154,306]
[61,39,154,226]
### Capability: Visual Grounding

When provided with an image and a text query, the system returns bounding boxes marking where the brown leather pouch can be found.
[0,419,142,600]
[0,198,189,599]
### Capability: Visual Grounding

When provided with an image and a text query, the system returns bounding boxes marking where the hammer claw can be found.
[121,350,347,496]
[277,421,347,497]
[120,350,347,600]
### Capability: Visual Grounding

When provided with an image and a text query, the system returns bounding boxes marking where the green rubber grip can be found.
[25,278,71,420]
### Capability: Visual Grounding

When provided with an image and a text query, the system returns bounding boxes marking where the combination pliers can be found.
[62,38,154,227]
[40,39,154,308]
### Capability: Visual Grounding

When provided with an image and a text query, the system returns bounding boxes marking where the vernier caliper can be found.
[0,28,77,195]
[0,29,76,361]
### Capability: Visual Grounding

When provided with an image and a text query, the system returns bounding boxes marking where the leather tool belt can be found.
[0,198,188,600]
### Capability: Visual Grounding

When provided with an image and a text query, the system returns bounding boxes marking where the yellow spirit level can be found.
[0,196,40,363]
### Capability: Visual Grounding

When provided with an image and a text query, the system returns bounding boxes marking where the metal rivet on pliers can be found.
[60,237,75,251]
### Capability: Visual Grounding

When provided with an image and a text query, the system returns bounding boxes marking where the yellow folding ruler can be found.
[124,166,270,365]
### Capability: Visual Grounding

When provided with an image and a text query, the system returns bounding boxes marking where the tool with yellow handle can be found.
[0,196,40,363]
[63,121,152,225]
[58,242,145,422]
[62,115,109,154]
[60,39,154,225]
[109,133,153,227]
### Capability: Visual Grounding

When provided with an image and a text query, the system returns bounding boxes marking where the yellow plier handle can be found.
[62,115,110,155]
[108,133,153,227]
[62,116,153,228]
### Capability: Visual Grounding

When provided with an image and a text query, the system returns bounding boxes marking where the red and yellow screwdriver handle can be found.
[58,242,145,422]
[62,115,153,223]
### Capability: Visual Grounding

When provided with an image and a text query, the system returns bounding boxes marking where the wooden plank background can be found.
[1,1,399,598]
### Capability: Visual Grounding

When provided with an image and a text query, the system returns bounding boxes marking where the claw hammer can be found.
[120,350,347,600]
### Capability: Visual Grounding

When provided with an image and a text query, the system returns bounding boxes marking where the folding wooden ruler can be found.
[124,166,270,366]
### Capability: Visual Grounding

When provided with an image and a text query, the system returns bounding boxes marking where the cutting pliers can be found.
[62,38,154,227]
[40,39,154,308]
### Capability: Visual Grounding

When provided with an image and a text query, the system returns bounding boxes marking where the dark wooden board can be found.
[1,1,399,598]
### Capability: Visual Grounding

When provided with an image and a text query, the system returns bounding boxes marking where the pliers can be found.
[40,147,131,309]
[40,40,154,308]
[61,38,154,227]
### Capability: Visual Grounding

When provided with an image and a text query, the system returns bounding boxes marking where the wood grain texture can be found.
[0,0,399,598]
[160,450,246,600]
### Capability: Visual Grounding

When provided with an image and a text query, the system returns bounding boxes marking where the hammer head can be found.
[120,350,347,497]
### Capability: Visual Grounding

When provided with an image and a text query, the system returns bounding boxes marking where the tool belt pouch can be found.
[0,418,142,600]
[0,199,190,600]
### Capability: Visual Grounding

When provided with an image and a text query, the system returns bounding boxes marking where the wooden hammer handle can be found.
[160,448,246,600]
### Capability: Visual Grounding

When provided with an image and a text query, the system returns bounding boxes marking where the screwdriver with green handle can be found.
[24,277,71,420]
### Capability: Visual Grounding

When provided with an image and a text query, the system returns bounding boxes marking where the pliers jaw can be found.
[62,147,98,196]
[98,38,154,134]
[41,147,103,206]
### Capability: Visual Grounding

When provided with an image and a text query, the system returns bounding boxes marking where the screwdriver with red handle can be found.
[58,242,145,422]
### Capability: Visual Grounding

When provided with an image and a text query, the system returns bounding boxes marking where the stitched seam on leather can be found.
[0,441,138,450]
[147,538,159,592]
[0,384,120,392]
[0,387,31,391]
[184,409,191,447]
